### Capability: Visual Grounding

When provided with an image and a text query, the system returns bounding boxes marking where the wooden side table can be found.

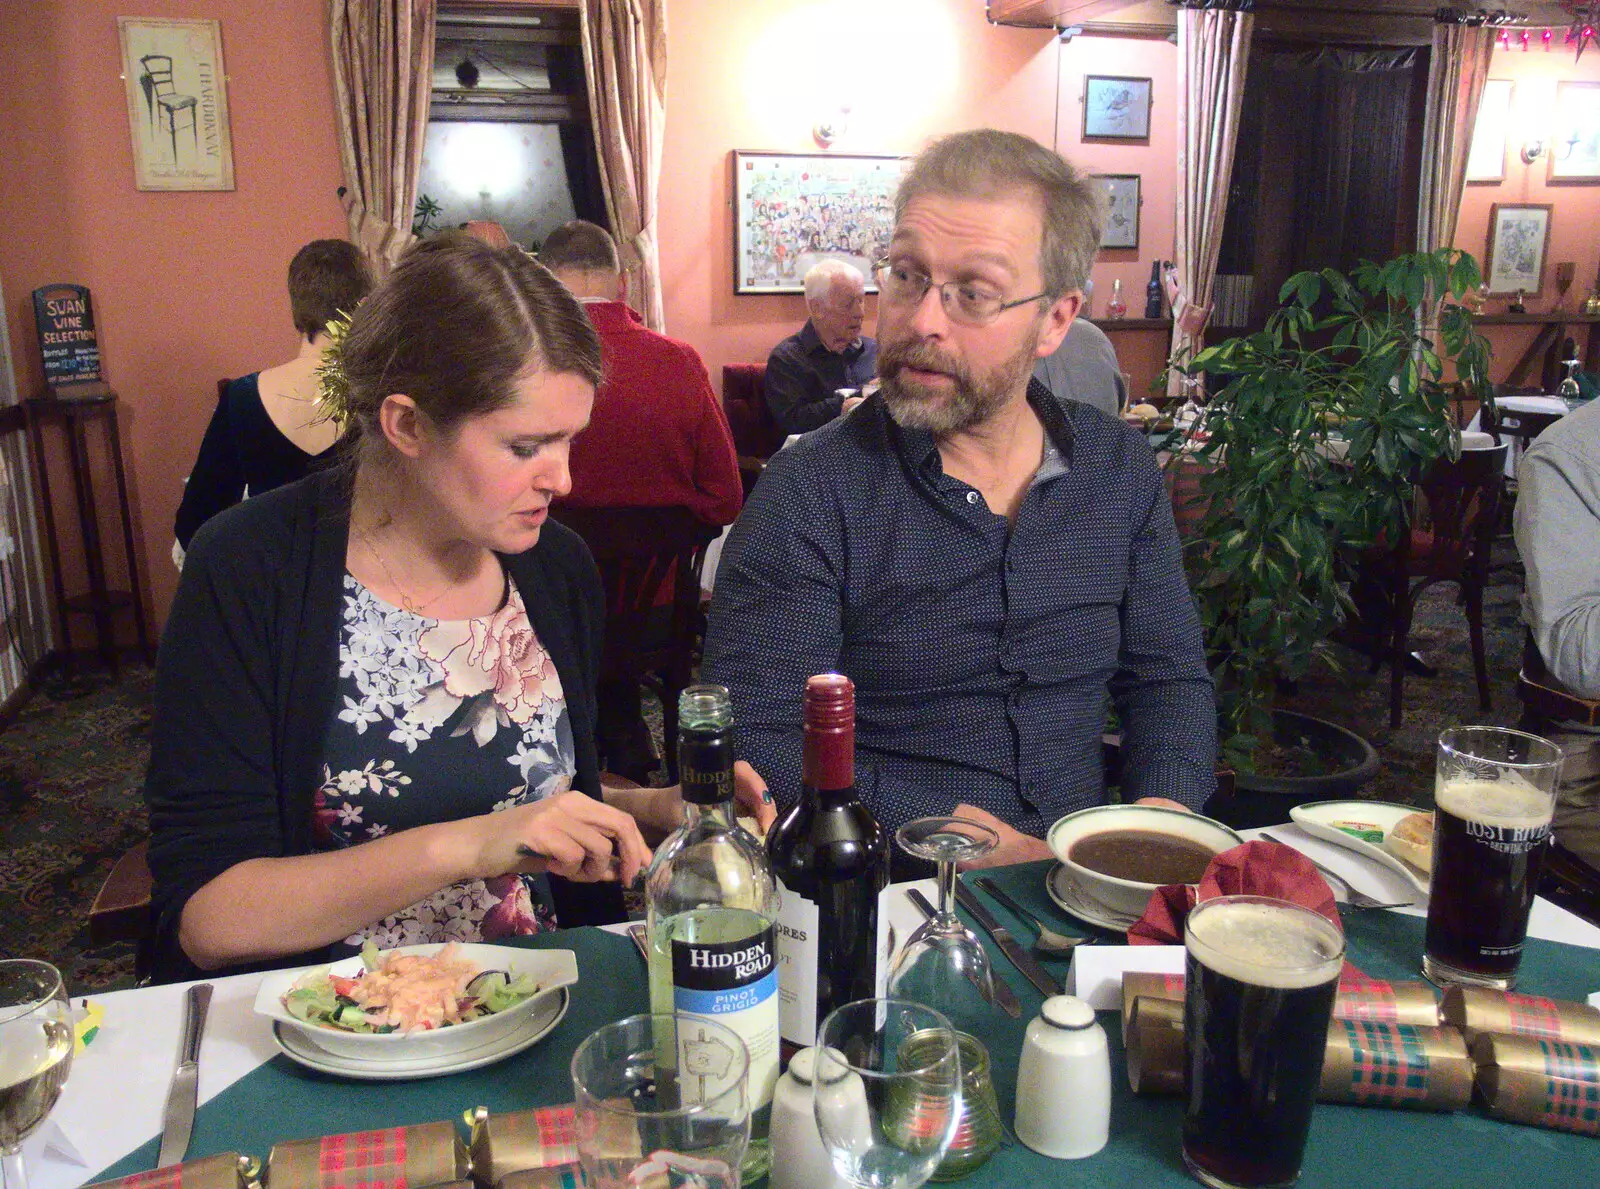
[24,388,151,671]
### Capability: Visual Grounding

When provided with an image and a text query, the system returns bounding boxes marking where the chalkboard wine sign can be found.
[33,283,104,394]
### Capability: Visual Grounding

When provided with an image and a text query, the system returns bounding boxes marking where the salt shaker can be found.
[1014,994,1111,1159]
[770,1048,846,1189]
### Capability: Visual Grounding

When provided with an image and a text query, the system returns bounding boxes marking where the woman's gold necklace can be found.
[354,523,453,616]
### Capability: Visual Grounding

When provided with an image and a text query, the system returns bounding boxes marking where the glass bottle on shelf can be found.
[1105,277,1128,320]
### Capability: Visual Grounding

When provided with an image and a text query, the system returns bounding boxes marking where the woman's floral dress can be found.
[315,573,575,954]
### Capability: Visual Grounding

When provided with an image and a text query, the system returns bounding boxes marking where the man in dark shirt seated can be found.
[764,259,878,437]
[705,129,1215,866]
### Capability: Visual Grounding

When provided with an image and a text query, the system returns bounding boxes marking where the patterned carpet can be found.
[0,548,1529,995]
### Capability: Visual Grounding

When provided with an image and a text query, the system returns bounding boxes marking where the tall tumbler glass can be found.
[1181,896,1345,1189]
[1423,726,1564,990]
[571,1013,751,1189]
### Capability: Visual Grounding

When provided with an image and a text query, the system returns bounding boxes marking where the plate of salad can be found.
[253,941,578,1061]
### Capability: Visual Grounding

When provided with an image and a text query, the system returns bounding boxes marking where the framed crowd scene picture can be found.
[731,151,907,294]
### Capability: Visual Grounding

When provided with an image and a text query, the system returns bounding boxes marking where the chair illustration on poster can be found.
[138,55,199,165]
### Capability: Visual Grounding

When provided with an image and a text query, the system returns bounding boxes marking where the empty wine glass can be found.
[886,817,999,1034]
[1559,358,1583,410]
[813,999,961,1189]
[1,961,73,1189]
[571,1013,751,1189]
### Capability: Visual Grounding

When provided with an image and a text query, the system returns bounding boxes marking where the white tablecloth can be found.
[1465,394,1570,476]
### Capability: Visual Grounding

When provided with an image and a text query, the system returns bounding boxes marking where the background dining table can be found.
[28,842,1600,1189]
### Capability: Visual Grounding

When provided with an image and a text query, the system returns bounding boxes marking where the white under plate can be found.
[272,986,569,1081]
[1289,800,1431,895]
[254,943,578,1061]
[1046,864,1140,933]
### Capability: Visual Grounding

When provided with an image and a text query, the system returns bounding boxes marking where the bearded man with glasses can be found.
[704,130,1215,866]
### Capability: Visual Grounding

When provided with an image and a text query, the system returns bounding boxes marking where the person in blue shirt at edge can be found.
[704,129,1216,868]
[763,258,879,437]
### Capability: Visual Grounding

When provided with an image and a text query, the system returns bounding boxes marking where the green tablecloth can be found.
[99,863,1600,1188]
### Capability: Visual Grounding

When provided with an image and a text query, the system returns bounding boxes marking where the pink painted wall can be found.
[656,6,1178,392]
[1455,44,1600,382]
[0,1,347,633]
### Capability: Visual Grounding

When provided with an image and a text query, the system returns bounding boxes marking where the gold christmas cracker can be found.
[267,1122,466,1189]
[1121,971,1440,1041]
[468,1104,643,1189]
[1441,986,1600,1047]
[1125,996,1472,1111]
[81,1154,258,1189]
[1471,1032,1600,1137]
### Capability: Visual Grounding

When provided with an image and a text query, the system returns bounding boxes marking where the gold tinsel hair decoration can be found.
[312,311,355,428]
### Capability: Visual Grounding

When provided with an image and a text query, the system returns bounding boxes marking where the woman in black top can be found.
[173,239,375,555]
[146,235,772,980]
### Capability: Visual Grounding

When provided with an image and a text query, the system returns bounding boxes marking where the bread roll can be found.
[1385,811,1433,874]
[1127,402,1161,422]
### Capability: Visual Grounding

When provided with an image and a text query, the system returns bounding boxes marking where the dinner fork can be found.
[1310,861,1415,911]
[974,877,1099,955]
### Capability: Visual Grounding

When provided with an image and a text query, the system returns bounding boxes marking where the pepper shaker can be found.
[770,1048,847,1189]
[1014,994,1111,1159]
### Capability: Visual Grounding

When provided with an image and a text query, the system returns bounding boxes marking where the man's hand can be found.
[1132,797,1191,812]
[951,803,1054,869]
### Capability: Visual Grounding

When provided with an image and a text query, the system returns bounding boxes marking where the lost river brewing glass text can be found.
[646,685,780,1183]
[1423,727,1562,990]
[767,673,888,1059]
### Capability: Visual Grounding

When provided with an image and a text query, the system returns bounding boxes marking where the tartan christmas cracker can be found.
[268,1122,466,1189]
[82,1154,258,1189]
[1442,986,1600,1047]
[1124,995,1473,1110]
[1471,1032,1600,1137]
[1120,970,1441,1043]
[468,1103,638,1189]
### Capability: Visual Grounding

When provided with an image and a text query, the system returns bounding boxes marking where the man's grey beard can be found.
[878,329,1041,437]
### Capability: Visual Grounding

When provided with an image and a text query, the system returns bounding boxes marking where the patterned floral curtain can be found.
[580,0,668,331]
[1417,18,1497,254]
[1168,2,1255,394]
[329,0,436,271]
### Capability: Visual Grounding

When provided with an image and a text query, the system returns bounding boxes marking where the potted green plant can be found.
[1172,249,1492,822]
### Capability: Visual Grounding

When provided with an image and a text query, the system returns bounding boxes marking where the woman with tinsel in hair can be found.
[145,233,773,981]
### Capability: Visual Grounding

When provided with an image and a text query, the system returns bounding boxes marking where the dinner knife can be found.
[158,983,213,1167]
[954,882,1063,999]
[904,887,1022,1019]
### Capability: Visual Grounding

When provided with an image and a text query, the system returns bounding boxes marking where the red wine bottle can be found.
[766,673,888,1060]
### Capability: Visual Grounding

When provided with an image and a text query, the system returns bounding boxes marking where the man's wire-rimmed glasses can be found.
[873,259,1050,327]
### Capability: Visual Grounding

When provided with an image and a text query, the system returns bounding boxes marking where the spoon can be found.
[974,877,1098,956]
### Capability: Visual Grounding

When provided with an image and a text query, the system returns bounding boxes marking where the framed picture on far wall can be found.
[117,17,235,191]
[1083,75,1152,140]
[1549,79,1600,182]
[1092,174,1140,250]
[732,151,908,294]
[1466,79,1512,183]
[1484,203,1552,296]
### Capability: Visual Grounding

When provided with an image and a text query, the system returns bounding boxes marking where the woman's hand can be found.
[603,761,778,837]
[471,791,652,886]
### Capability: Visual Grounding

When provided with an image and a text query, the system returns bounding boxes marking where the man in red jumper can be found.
[541,221,743,779]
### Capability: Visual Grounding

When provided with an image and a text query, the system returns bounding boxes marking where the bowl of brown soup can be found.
[1046,805,1244,916]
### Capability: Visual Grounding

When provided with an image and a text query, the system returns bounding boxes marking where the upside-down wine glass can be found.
[0,961,74,1189]
[885,817,999,1035]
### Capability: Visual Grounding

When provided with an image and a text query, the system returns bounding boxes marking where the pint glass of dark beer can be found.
[1181,895,1344,1189]
[1423,727,1562,991]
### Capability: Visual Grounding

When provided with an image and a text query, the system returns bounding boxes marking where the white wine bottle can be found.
[646,684,779,1184]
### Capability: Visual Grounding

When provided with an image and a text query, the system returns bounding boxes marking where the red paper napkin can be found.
[1127,839,1341,945]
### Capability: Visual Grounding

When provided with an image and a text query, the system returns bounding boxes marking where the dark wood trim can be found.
[430,94,580,122]
[1090,317,1171,331]
[0,404,23,435]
